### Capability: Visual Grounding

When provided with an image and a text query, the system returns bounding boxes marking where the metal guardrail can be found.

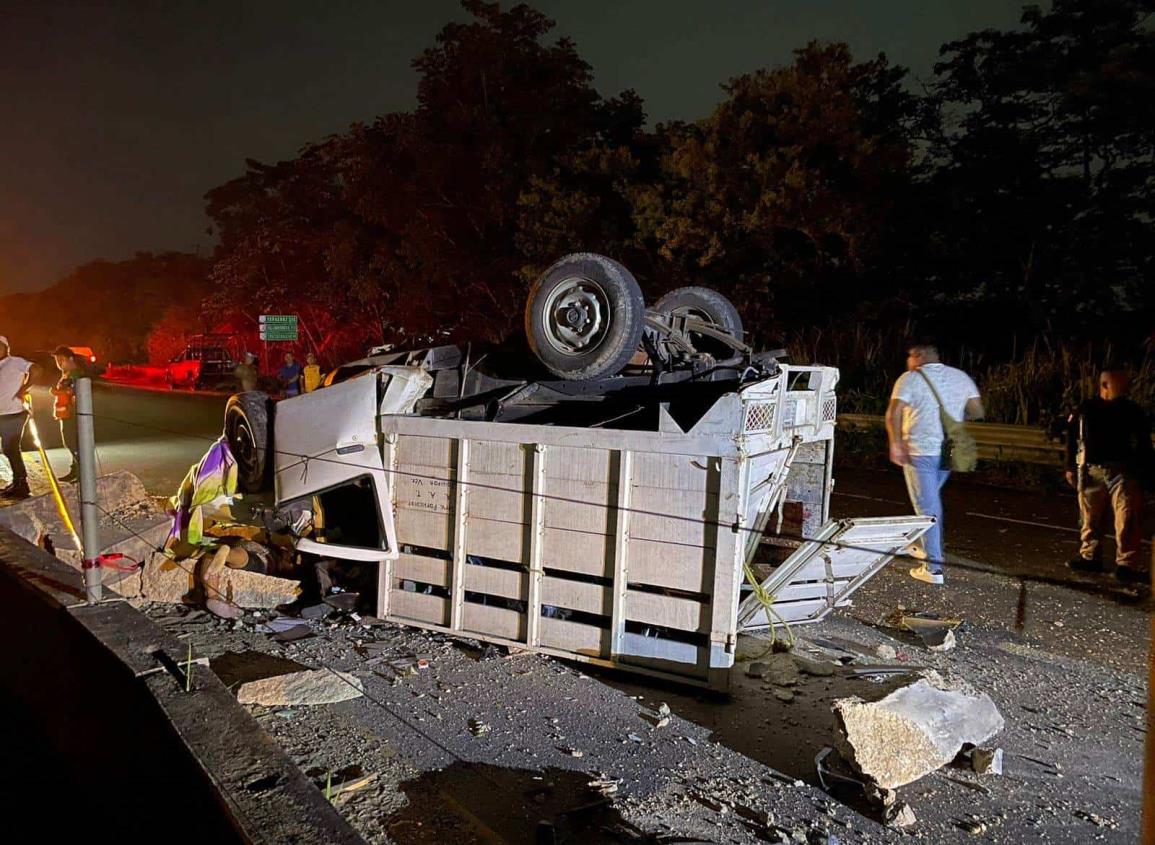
[837,414,1066,466]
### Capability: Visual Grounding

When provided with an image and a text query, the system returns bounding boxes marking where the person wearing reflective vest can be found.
[51,346,82,483]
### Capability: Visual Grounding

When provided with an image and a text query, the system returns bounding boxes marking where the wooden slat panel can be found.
[542,446,614,576]
[630,452,711,491]
[389,589,448,626]
[628,539,710,593]
[465,564,526,601]
[543,445,612,483]
[541,530,613,578]
[396,434,455,467]
[394,553,450,588]
[539,616,609,657]
[463,602,525,641]
[394,435,457,550]
[618,632,705,675]
[468,440,530,563]
[541,576,610,616]
[626,590,706,633]
[629,499,714,547]
[395,509,453,550]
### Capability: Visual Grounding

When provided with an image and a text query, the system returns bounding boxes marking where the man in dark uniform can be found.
[1066,368,1153,583]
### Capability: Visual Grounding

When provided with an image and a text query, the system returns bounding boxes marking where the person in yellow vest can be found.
[303,352,323,393]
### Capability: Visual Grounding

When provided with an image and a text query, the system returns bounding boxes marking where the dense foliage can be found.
[6,1,1150,422]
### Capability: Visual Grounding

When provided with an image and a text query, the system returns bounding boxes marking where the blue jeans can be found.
[903,455,951,573]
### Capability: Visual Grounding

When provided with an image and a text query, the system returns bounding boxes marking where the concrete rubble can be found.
[833,676,1004,789]
[236,668,363,706]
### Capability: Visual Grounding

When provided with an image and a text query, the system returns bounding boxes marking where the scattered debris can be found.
[760,652,801,686]
[771,687,795,703]
[588,775,622,797]
[468,718,492,737]
[1073,810,1118,829]
[834,677,1004,788]
[236,669,363,706]
[876,644,897,660]
[792,654,835,677]
[815,747,867,794]
[323,591,360,613]
[957,818,987,835]
[560,746,584,758]
[205,597,243,620]
[846,664,923,679]
[971,746,1003,775]
[884,802,917,829]
[900,614,962,651]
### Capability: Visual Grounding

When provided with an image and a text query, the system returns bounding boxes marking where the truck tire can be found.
[224,391,272,493]
[653,286,744,343]
[525,253,645,380]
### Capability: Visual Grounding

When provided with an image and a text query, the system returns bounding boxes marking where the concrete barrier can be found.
[0,526,365,845]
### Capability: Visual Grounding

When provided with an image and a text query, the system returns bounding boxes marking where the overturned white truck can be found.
[225,254,930,690]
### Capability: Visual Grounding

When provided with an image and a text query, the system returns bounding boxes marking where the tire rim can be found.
[542,276,611,356]
[227,410,257,474]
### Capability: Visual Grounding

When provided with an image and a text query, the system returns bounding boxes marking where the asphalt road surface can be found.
[20,382,227,494]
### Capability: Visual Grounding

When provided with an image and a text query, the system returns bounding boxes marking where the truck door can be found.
[274,371,398,562]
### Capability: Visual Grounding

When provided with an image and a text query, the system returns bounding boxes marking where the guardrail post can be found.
[75,377,101,604]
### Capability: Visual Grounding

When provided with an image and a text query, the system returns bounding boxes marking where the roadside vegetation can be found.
[2,0,1150,428]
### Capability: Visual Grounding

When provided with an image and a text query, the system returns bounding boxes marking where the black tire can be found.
[654,286,744,343]
[224,391,272,493]
[525,253,645,380]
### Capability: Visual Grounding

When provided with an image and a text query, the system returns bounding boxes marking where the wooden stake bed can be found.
[274,364,930,691]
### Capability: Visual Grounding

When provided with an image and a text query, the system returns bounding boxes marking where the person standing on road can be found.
[234,352,258,393]
[0,336,41,500]
[278,352,303,398]
[1065,368,1153,583]
[51,345,83,483]
[303,352,323,393]
[885,339,984,585]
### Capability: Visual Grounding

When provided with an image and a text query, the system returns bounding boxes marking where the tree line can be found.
[2,1,1149,420]
[203,0,1154,369]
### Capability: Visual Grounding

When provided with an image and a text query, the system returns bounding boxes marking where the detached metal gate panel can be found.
[737,515,934,630]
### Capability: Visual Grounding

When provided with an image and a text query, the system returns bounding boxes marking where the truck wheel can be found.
[654,287,744,343]
[224,391,272,493]
[525,253,645,380]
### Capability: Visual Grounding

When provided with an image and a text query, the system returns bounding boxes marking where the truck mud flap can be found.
[738,515,934,630]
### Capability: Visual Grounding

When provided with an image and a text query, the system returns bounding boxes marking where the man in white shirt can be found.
[885,340,984,585]
[0,336,40,500]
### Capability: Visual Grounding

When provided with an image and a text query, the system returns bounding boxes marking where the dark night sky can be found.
[0,0,1029,295]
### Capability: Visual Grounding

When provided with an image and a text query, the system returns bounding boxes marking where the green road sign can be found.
[260,314,299,341]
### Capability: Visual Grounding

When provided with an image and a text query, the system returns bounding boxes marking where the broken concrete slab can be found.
[833,677,1004,789]
[0,471,151,545]
[236,669,363,706]
[215,568,301,609]
[142,556,197,604]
